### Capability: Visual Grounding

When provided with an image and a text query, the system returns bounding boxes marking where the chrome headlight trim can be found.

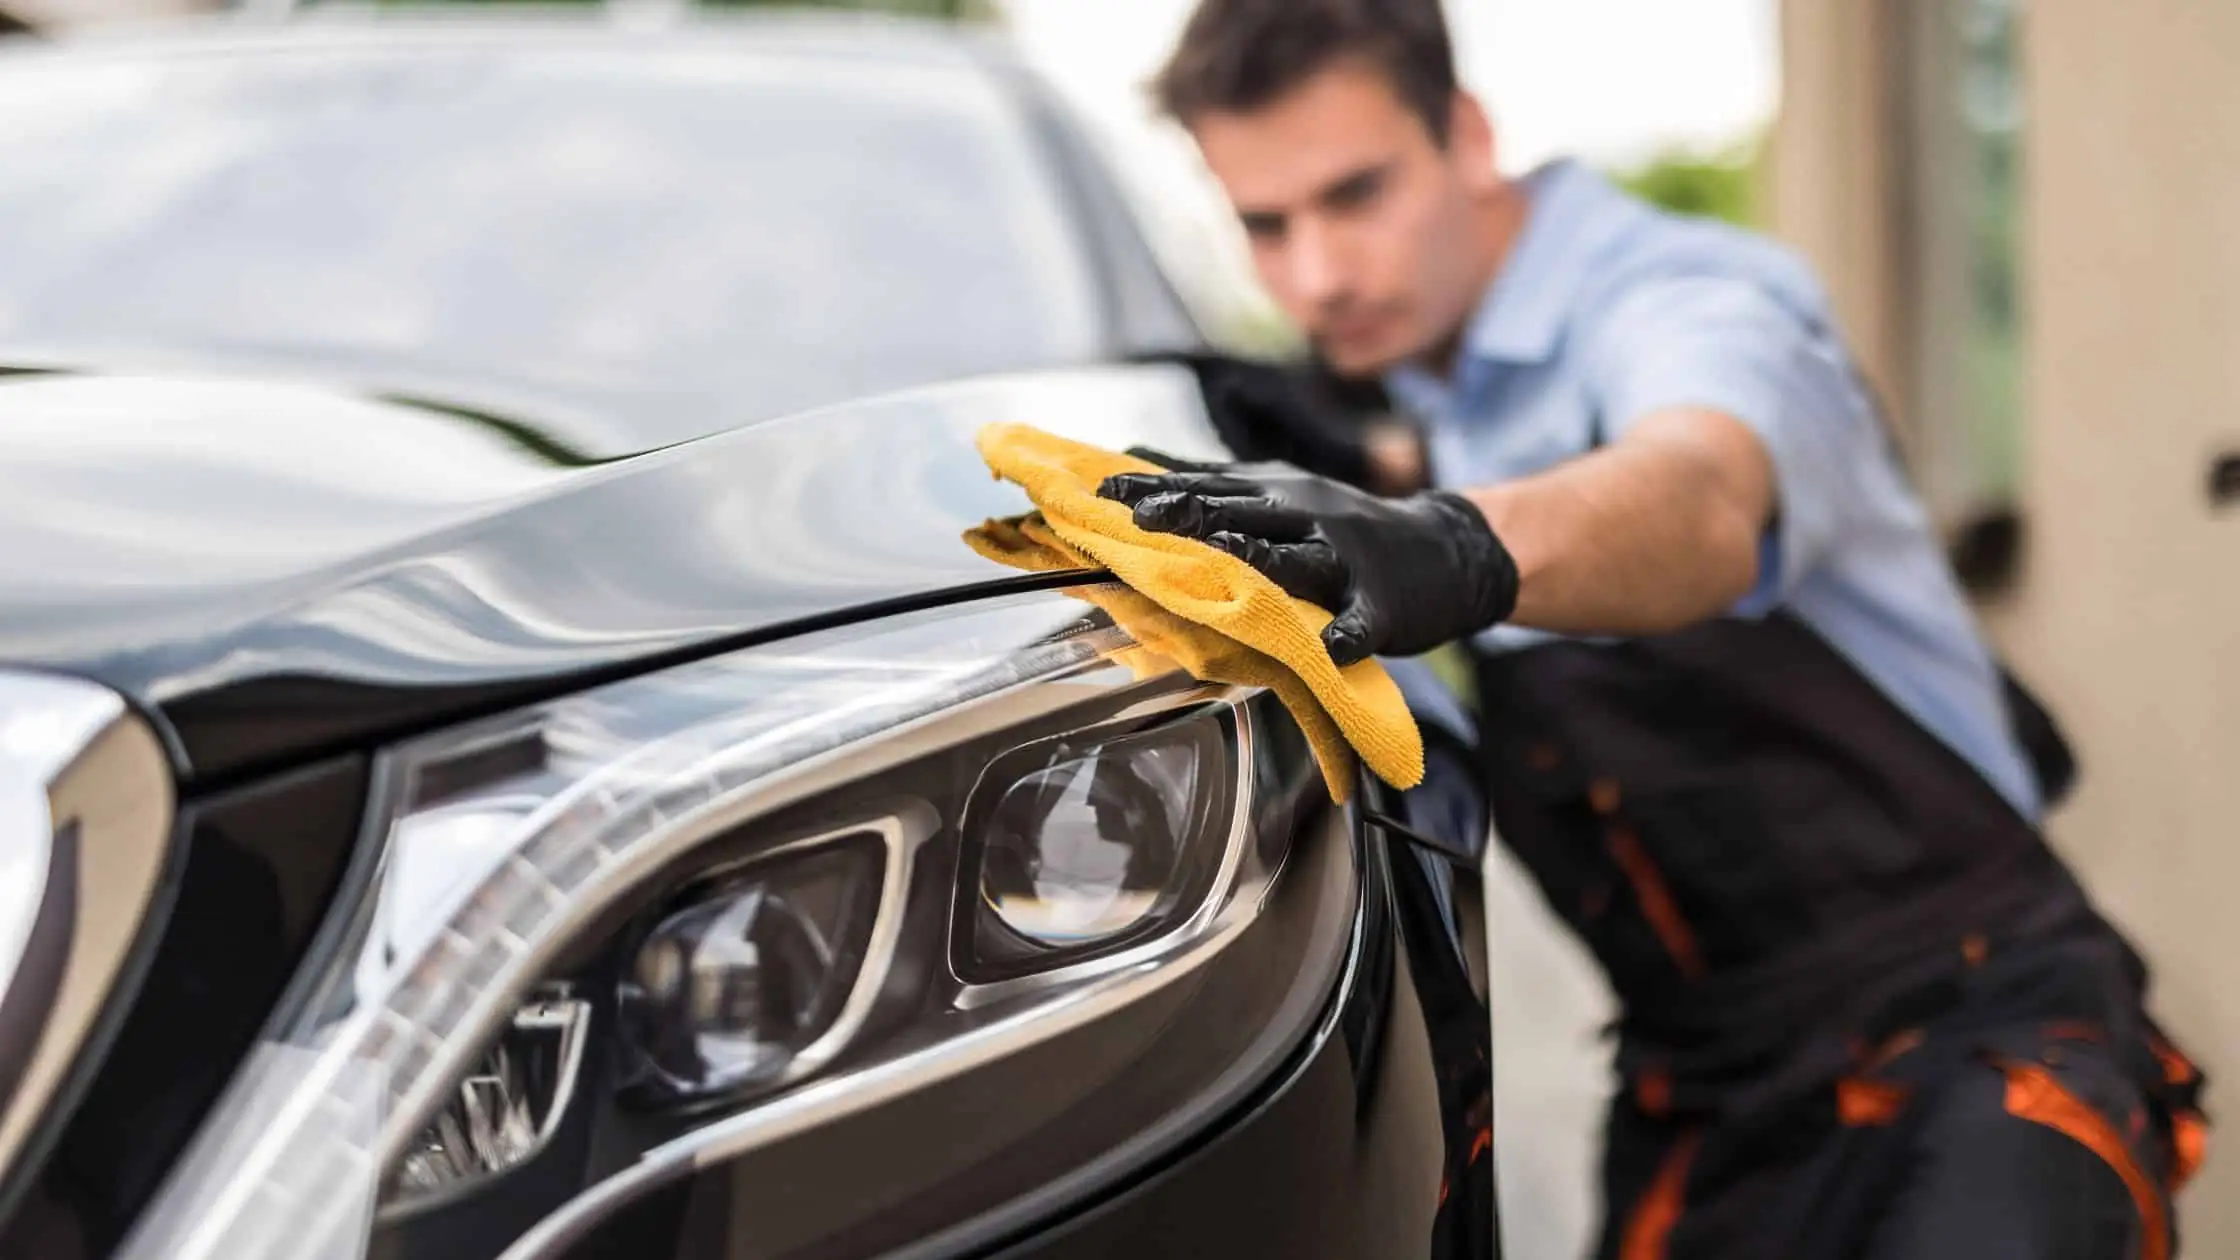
[0,671,175,1205]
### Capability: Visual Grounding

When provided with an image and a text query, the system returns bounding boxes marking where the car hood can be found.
[0,365,1222,783]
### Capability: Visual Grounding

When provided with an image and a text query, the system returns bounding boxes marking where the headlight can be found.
[120,591,1327,1260]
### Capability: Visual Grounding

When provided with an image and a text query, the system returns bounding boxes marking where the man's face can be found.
[1190,59,1494,376]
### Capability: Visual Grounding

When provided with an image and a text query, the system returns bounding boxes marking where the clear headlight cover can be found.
[617,835,887,1106]
[120,592,1287,1260]
[963,715,1230,975]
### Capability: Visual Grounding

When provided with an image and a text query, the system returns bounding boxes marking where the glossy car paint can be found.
[0,20,1209,789]
[0,365,1226,784]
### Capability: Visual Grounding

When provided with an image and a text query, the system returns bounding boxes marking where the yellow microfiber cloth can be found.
[964,423,1424,803]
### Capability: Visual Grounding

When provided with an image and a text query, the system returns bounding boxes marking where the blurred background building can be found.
[0,0,2231,1254]
[1772,5,2240,1256]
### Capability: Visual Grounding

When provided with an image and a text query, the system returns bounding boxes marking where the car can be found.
[0,13,1496,1260]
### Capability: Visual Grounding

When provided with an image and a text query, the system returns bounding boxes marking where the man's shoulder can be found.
[1577,208,1832,323]
[1546,213,1842,382]
[1535,165,1828,324]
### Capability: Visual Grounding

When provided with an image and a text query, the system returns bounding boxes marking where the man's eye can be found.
[1239,212,1287,242]
[1324,171,1385,212]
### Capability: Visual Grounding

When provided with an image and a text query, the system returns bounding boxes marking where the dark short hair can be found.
[1152,0,1459,143]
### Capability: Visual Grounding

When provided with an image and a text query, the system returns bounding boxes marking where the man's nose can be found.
[1284,216,1348,310]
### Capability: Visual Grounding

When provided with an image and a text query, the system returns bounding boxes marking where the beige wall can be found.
[1766,0,1910,444]
[1778,0,2240,1248]
[1767,0,1996,523]
[1996,0,2240,1246]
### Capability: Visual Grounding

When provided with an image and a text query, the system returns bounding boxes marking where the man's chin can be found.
[1313,334,1412,381]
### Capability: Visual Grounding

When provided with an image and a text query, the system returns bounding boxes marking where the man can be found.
[1109,1,2209,1256]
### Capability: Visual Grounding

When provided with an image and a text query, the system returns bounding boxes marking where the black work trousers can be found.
[1595,943,2203,1260]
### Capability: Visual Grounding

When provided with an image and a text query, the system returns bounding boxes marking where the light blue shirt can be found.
[1387,160,2040,818]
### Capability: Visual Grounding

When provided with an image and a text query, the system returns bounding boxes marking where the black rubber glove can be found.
[1192,357,1377,488]
[1099,462,1520,666]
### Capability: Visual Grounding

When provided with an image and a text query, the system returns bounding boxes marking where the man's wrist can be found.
[1364,421,1427,494]
[1424,490,1521,631]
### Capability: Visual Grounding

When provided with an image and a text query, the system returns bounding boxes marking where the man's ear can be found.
[1448,91,1500,194]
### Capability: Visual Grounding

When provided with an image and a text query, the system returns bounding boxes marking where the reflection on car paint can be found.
[0,366,1227,781]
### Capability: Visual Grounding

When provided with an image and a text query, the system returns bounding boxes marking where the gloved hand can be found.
[1099,460,1519,666]
[1192,357,1380,488]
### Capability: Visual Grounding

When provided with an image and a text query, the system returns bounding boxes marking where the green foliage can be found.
[1958,0,2023,504]
[1611,140,1762,228]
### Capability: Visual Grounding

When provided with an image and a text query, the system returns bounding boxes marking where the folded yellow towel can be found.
[965,423,1424,802]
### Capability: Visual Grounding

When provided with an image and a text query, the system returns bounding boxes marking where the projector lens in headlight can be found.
[620,835,884,1107]
[964,709,1236,979]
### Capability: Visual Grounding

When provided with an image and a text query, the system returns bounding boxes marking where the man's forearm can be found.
[1461,407,1774,637]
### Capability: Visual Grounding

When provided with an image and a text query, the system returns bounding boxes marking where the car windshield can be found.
[0,38,1106,452]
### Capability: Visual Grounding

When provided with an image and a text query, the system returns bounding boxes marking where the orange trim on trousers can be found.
[2000,1059,2170,1260]
[1618,1130,1700,1260]
[1604,824,1706,980]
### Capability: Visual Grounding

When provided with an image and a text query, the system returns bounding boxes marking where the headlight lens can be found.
[120,592,1303,1260]
[981,758,1176,944]
[618,835,884,1107]
[964,713,1232,977]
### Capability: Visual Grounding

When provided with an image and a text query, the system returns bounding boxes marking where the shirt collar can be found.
[1384,158,1619,413]
[1464,158,1612,364]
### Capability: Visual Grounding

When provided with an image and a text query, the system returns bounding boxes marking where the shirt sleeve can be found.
[1581,274,1881,613]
